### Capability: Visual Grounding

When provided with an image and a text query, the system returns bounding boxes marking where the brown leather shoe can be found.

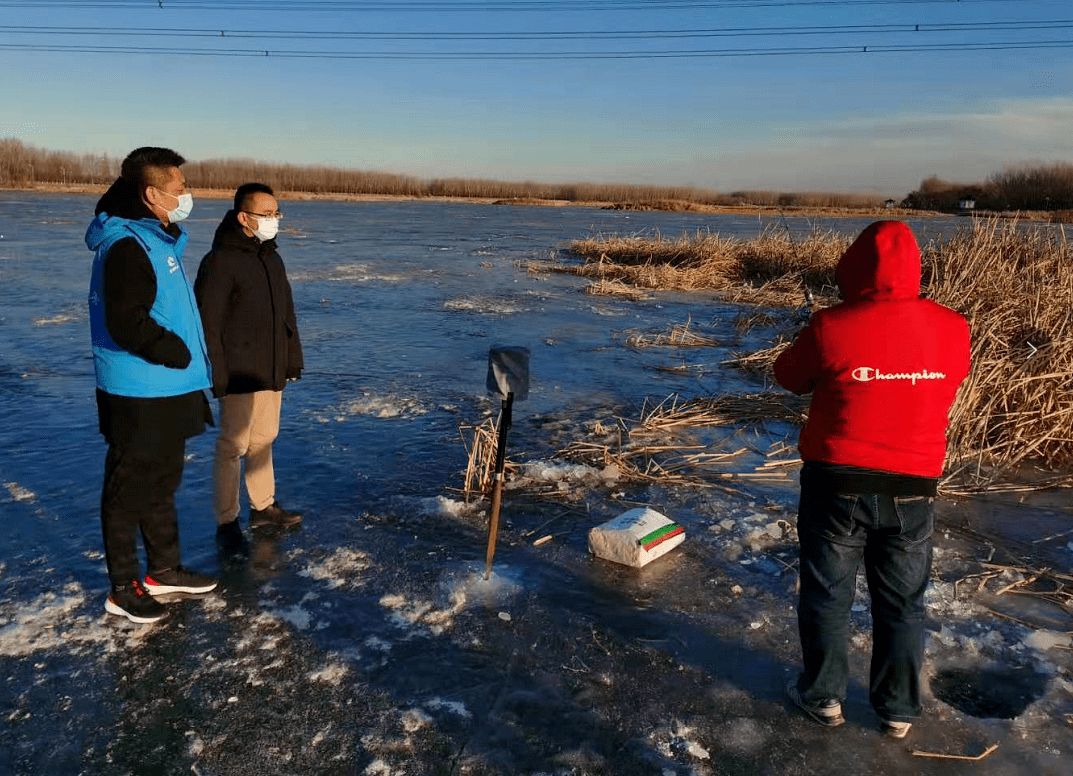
[250,501,303,529]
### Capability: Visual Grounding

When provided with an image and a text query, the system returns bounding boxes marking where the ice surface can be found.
[1,195,1067,773]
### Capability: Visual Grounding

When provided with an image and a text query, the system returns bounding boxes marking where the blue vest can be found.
[86,214,211,398]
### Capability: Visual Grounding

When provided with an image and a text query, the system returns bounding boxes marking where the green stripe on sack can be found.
[637,523,682,547]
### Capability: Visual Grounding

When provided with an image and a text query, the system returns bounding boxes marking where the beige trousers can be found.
[214,390,282,524]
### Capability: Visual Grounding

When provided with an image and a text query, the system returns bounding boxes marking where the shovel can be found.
[484,346,530,580]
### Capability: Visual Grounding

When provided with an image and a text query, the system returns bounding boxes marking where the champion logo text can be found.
[851,366,946,385]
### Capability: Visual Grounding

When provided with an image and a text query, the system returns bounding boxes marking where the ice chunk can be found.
[1025,630,1073,653]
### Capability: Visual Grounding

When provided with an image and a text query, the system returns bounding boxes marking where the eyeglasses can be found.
[243,210,283,220]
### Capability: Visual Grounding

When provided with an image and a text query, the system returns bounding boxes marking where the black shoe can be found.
[250,501,303,529]
[105,579,167,624]
[216,519,249,557]
[786,679,845,727]
[143,566,218,596]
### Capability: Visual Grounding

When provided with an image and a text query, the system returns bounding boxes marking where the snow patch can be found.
[401,708,433,733]
[379,591,465,636]
[0,587,86,656]
[308,662,349,685]
[365,635,393,652]
[379,563,520,636]
[414,495,482,520]
[444,295,524,315]
[508,460,621,492]
[424,697,472,719]
[292,263,406,284]
[652,722,710,761]
[263,602,313,631]
[4,482,35,503]
[0,583,154,656]
[298,547,372,589]
[330,393,429,421]
[364,759,398,776]
[32,311,84,326]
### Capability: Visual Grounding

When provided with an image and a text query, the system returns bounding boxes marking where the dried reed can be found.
[567,227,845,307]
[557,392,807,492]
[459,419,514,500]
[626,317,720,348]
[585,279,652,301]
[566,220,1073,491]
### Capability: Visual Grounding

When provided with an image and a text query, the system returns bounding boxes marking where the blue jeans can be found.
[795,477,933,721]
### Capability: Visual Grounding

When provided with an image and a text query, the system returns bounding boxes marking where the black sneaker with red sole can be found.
[105,579,167,623]
[143,566,218,596]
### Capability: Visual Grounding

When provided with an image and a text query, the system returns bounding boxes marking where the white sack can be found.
[588,507,685,568]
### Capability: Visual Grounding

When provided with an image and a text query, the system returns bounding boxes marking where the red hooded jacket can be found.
[773,221,970,478]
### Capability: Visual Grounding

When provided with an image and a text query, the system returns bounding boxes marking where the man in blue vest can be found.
[86,147,218,623]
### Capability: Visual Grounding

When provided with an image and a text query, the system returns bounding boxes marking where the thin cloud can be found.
[695,97,1073,193]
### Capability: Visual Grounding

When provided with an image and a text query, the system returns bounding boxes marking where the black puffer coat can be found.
[195,212,303,397]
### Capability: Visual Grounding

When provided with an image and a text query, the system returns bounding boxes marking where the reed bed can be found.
[565,220,1073,491]
[927,221,1073,490]
[567,228,846,308]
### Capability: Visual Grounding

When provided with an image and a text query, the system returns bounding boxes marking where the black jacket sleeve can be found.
[103,238,191,369]
[194,250,234,397]
[283,273,304,380]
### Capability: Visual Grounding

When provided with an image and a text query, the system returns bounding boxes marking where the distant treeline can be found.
[903,164,1073,212]
[2,137,1069,212]
[0,137,884,207]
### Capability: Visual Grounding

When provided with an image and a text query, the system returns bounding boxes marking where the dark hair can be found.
[234,182,275,211]
[120,147,185,192]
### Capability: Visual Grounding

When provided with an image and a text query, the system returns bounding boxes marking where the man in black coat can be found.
[195,183,304,554]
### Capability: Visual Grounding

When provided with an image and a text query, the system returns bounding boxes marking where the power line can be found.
[2,19,1070,40]
[1,37,1071,59]
[0,0,1051,11]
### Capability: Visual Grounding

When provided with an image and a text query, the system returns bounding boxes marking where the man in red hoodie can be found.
[774,221,970,738]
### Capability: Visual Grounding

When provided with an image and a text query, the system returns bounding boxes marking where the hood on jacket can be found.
[835,220,921,302]
[85,177,170,251]
[212,209,277,253]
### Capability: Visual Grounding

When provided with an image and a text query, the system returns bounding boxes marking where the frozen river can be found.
[1,193,1070,774]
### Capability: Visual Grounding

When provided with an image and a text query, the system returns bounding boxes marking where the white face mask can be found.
[156,188,193,223]
[251,216,279,242]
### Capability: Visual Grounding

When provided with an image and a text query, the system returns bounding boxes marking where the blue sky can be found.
[1,0,1071,195]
